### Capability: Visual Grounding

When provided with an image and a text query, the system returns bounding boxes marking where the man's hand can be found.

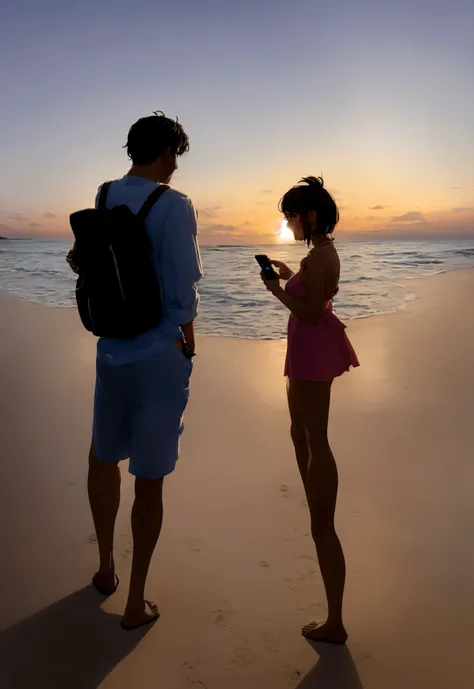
[270,260,294,281]
[66,245,79,274]
[180,321,196,354]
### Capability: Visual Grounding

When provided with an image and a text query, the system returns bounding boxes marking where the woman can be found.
[261,176,359,644]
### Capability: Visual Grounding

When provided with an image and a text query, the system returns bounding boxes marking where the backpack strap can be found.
[98,181,112,209]
[137,185,170,221]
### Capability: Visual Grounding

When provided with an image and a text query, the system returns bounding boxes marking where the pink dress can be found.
[284,258,360,381]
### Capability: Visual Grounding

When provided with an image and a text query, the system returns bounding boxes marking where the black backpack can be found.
[69,182,169,339]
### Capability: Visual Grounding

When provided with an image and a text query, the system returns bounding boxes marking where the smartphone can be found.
[255,254,279,280]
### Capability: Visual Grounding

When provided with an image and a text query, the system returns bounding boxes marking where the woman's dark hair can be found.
[125,111,189,165]
[279,176,339,245]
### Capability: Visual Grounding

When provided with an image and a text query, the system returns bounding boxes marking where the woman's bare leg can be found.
[287,378,310,497]
[288,379,347,644]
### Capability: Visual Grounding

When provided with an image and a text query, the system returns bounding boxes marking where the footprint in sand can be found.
[261,630,280,653]
[286,579,303,593]
[187,538,205,553]
[259,560,270,568]
[181,661,208,686]
[88,534,97,544]
[121,545,132,561]
[283,667,304,686]
[280,484,290,498]
[285,569,318,594]
[209,599,234,627]
[210,611,226,626]
[231,646,254,666]
[296,601,326,617]
[66,482,76,487]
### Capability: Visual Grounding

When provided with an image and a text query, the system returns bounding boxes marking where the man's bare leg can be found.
[88,442,121,593]
[122,476,164,628]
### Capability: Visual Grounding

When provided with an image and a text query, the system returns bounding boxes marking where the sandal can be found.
[92,572,119,596]
[120,600,160,631]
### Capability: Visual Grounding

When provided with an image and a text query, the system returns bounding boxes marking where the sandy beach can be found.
[1,269,473,689]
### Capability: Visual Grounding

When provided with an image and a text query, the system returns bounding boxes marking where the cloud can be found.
[8,213,26,220]
[242,220,253,226]
[197,207,221,222]
[391,211,426,223]
[30,222,43,228]
[369,205,385,210]
[42,212,57,219]
[452,207,472,214]
[448,186,463,190]
[260,189,274,195]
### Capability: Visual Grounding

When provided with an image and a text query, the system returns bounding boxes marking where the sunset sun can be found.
[278,220,294,242]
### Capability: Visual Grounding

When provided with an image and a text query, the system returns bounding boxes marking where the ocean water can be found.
[1,239,474,339]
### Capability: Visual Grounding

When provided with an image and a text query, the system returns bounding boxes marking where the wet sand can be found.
[1,270,473,689]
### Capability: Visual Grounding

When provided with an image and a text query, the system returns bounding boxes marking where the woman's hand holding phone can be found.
[270,260,294,281]
[255,254,281,293]
[260,269,281,294]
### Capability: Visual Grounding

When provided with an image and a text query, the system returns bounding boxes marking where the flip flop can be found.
[120,601,160,631]
[302,624,347,645]
[92,572,119,596]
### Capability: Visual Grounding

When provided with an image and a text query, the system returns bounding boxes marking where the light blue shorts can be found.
[93,343,192,479]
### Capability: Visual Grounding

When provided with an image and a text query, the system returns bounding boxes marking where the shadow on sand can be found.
[0,586,151,689]
[297,643,364,689]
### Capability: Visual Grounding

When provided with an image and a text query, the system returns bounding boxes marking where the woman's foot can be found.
[121,600,160,631]
[302,621,348,645]
[92,570,118,596]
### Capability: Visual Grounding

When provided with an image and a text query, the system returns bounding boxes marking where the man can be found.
[69,112,202,630]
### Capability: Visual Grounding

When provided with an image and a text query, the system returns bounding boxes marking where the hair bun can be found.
[300,176,325,189]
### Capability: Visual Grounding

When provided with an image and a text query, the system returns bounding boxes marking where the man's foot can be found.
[302,621,348,645]
[92,571,119,596]
[121,600,160,631]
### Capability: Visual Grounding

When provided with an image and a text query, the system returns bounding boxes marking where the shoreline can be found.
[2,237,474,334]
[1,265,474,338]
[1,268,474,688]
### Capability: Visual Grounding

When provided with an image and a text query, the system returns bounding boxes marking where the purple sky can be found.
[1,0,473,242]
